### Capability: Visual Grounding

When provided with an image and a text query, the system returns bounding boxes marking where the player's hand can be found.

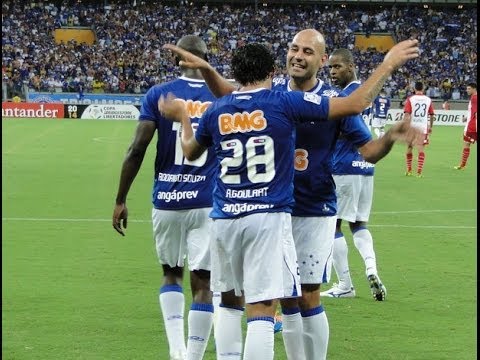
[158,93,187,122]
[383,39,419,71]
[163,44,210,70]
[113,203,128,236]
[389,117,423,145]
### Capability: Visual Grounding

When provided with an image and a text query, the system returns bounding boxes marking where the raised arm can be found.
[163,44,236,97]
[328,39,419,119]
[158,93,207,160]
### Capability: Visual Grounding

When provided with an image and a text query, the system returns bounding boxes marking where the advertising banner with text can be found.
[2,102,65,118]
[386,109,467,126]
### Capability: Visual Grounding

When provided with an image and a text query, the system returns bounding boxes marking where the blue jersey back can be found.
[139,76,217,210]
[195,88,331,219]
[273,78,368,216]
[333,81,374,176]
[373,95,391,119]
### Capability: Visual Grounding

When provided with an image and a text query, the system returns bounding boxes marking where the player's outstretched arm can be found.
[328,39,419,120]
[163,44,236,97]
[158,93,207,160]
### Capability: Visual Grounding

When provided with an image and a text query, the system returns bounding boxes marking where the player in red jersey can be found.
[403,81,435,177]
[454,82,477,170]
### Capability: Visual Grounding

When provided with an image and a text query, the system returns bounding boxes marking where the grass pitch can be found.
[2,118,476,360]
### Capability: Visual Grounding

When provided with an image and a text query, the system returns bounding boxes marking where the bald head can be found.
[287,29,327,89]
[291,29,326,54]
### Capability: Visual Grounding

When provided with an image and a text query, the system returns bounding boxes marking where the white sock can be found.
[379,127,385,138]
[186,303,214,360]
[159,285,186,357]
[332,233,353,289]
[281,308,306,360]
[244,318,274,360]
[215,305,244,360]
[353,228,377,276]
[212,292,221,339]
[302,306,329,360]
[373,127,381,138]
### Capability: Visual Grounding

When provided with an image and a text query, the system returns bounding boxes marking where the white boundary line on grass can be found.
[2,209,476,229]
[371,209,475,214]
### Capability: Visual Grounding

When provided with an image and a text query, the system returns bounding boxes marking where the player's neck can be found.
[181,69,203,80]
[290,77,317,92]
[239,78,272,91]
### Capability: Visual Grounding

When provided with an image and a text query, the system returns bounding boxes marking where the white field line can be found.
[371,209,475,214]
[2,209,476,229]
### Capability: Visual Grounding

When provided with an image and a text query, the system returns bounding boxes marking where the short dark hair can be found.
[330,48,354,65]
[467,82,477,89]
[414,81,424,91]
[231,43,275,86]
[176,35,208,59]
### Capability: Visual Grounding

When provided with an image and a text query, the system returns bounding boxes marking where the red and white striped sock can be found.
[460,147,470,167]
[417,152,425,174]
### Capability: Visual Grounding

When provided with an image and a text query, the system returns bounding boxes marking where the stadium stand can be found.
[1,1,477,101]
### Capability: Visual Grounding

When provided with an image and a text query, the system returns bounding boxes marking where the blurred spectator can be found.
[1,1,476,100]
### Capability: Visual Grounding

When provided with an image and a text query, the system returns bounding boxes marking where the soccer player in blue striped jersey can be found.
[323,48,388,302]
[372,90,392,138]
[159,40,421,360]
[112,35,218,360]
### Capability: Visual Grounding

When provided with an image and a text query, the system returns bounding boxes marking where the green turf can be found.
[2,118,476,360]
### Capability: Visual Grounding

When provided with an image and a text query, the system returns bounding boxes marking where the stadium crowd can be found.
[2,0,477,100]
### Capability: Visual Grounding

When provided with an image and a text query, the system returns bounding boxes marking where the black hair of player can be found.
[176,35,208,66]
[231,43,275,86]
[414,81,424,91]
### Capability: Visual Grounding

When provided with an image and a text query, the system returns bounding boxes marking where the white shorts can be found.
[292,216,336,284]
[152,207,212,271]
[333,175,374,223]
[210,212,301,304]
[371,117,386,128]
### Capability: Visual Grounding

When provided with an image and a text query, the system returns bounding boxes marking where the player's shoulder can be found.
[272,76,288,91]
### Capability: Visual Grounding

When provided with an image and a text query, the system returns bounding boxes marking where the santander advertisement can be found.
[2,102,65,118]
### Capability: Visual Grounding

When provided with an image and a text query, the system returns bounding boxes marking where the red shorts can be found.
[463,131,477,144]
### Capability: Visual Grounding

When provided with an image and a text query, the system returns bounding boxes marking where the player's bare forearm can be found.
[201,67,236,97]
[329,64,392,119]
[162,44,235,97]
[180,118,206,161]
[359,133,395,164]
[115,121,155,204]
[328,39,419,120]
[115,148,146,204]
